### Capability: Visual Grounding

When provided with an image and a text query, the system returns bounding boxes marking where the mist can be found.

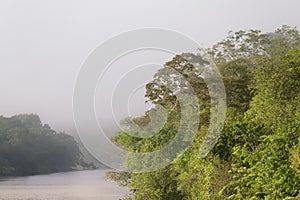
[1,0,300,131]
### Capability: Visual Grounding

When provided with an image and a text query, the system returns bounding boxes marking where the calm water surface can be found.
[0,170,129,200]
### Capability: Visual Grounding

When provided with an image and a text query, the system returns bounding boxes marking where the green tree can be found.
[108,26,300,200]
[0,114,82,176]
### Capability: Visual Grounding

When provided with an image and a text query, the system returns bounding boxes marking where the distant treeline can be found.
[0,114,86,176]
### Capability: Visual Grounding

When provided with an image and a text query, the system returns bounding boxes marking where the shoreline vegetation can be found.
[107,26,300,199]
[0,114,97,177]
[1,25,299,199]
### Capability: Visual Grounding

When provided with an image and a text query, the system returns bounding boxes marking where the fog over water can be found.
[1,0,300,132]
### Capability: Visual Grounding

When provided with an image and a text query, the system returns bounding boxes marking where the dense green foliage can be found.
[107,26,300,199]
[0,114,82,176]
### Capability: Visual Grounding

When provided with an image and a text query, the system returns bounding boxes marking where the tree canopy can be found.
[107,26,300,200]
[0,114,82,176]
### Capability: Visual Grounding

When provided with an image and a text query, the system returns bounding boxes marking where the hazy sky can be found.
[1,0,300,131]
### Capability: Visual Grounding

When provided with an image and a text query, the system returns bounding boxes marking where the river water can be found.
[0,170,129,200]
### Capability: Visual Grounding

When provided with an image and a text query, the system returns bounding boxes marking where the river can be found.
[0,170,129,200]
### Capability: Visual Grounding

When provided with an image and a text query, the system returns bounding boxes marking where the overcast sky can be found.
[1,0,300,131]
